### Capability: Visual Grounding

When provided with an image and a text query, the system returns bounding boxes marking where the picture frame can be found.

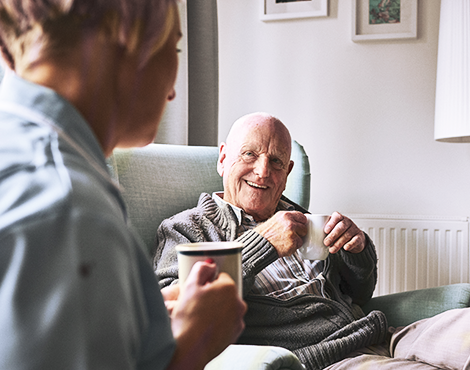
[352,0,417,41]
[260,0,328,22]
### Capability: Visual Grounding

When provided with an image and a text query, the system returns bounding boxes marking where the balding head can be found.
[225,112,292,154]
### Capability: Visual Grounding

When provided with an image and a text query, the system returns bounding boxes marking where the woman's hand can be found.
[167,260,247,370]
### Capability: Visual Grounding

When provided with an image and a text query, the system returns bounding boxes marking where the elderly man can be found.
[155,112,470,370]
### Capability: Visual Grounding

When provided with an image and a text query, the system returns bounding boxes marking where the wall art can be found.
[261,0,328,21]
[352,0,417,41]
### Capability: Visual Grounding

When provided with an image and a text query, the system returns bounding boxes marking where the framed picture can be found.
[352,0,417,41]
[260,0,328,22]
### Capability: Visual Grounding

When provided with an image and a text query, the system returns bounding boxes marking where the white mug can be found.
[298,214,330,260]
[175,242,243,296]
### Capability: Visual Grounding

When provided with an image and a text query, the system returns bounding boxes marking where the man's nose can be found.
[253,157,270,178]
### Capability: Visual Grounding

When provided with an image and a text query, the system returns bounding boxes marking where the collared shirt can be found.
[0,71,175,370]
[213,192,327,300]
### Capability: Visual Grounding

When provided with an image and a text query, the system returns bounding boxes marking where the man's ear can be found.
[287,160,294,175]
[217,142,227,177]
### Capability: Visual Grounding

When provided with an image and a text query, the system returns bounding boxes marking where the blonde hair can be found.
[0,0,178,71]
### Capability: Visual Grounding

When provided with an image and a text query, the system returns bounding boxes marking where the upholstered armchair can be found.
[108,142,470,369]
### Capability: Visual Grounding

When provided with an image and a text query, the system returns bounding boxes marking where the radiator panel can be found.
[349,215,470,296]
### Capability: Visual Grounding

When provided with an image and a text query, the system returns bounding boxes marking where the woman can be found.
[0,1,246,369]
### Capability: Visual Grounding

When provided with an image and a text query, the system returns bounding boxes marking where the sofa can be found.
[107,142,470,369]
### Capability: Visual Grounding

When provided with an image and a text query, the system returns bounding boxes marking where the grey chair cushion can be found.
[204,344,305,370]
[362,283,470,328]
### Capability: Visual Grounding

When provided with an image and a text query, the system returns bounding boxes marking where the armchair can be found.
[107,142,470,369]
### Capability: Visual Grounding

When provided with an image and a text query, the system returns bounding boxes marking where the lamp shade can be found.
[434,0,470,142]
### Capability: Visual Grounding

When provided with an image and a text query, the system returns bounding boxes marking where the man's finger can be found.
[324,211,342,234]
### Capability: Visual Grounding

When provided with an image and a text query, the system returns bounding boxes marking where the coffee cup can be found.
[298,214,330,260]
[175,241,243,296]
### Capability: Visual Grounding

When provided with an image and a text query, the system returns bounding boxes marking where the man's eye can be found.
[271,158,284,169]
[241,152,255,161]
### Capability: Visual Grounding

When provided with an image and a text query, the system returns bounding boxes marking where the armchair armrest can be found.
[362,283,470,328]
[205,344,305,370]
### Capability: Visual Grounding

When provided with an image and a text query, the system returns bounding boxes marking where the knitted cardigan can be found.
[154,193,388,370]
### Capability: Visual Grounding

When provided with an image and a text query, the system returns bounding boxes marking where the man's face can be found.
[218,116,293,222]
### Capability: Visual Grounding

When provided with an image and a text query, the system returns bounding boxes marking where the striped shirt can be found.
[213,193,327,300]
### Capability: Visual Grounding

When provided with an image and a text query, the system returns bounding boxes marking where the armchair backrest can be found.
[107,141,310,254]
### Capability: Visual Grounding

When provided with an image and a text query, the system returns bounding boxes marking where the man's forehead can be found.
[237,137,291,159]
[226,113,291,156]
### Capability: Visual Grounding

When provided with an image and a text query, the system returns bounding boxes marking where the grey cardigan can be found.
[154,193,388,370]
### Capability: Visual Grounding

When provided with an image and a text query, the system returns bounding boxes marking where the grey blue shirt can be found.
[0,71,175,370]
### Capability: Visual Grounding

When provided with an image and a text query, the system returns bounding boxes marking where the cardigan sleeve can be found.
[154,193,231,288]
[334,233,378,306]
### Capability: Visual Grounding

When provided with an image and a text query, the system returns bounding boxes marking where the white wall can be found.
[217,0,470,218]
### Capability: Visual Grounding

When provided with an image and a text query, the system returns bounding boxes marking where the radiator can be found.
[349,214,470,297]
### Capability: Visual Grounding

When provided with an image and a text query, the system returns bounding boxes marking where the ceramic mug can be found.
[175,241,243,296]
[298,214,330,260]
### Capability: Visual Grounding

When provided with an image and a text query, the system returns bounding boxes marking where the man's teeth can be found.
[246,181,267,189]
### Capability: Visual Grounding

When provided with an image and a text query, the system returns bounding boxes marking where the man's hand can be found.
[323,211,366,254]
[254,211,308,257]
[167,261,247,370]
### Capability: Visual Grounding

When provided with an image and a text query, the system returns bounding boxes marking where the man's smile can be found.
[246,180,268,189]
